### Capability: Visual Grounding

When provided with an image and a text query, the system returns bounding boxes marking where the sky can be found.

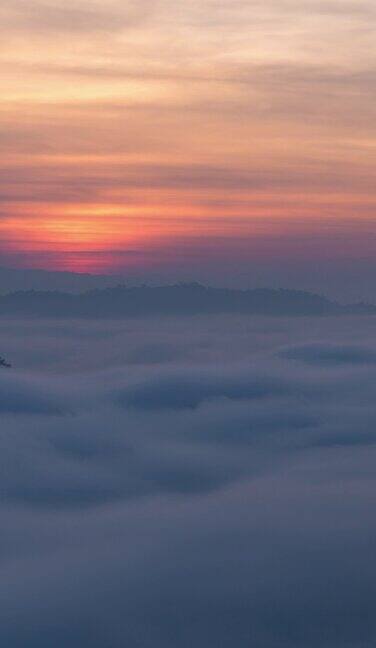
[1,0,376,296]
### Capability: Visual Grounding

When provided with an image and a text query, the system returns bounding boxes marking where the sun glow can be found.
[1,0,375,274]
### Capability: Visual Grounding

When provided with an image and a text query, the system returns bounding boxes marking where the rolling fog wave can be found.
[1,314,376,646]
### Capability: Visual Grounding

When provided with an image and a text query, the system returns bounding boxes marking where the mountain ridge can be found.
[0,283,375,318]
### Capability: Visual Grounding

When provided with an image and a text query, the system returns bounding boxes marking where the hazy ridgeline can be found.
[1,283,375,318]
[0,312,376,646]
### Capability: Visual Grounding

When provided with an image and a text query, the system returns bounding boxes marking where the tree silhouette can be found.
[0,356,11,368]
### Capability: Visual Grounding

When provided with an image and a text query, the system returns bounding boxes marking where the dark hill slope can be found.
[0,284,374,318]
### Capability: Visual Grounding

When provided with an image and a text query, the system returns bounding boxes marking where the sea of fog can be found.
[1,314,376,647]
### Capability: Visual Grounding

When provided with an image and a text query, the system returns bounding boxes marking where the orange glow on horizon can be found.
[1,0,376,274]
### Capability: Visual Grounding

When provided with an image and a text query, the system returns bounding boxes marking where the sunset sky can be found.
[1,0,376,295]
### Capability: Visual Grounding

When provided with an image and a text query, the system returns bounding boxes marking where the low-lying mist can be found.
[1,314,376,646]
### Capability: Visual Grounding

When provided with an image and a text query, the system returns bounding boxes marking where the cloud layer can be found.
[1,313,376,645]
[1,0,376,291]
